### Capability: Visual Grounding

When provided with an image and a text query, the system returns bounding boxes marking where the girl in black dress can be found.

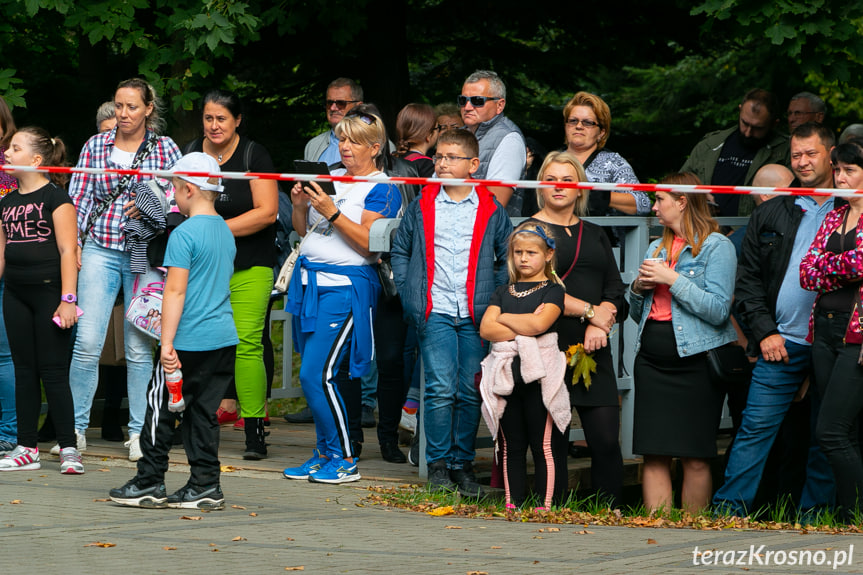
[529,151,626,506]
[480,221,569,509]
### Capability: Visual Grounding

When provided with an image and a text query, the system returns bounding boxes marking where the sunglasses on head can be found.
[345,110,377,125]
[326,99,360,110]
[457,95,501,108]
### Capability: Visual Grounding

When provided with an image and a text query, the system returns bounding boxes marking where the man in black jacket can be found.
[713,123,836,516]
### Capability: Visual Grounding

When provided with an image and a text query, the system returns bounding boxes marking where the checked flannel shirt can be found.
[69,128,181,251]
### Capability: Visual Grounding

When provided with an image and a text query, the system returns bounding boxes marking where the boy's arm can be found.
[497,303,562,336]
[160,266,189,373]
[492,209,514,286]
[479,304,518,342]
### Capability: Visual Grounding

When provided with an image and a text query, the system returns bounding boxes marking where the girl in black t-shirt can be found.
[479,222,569,510]
[0,127,82,474]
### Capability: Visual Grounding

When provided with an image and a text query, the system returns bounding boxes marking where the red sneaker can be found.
[216,407,239,426]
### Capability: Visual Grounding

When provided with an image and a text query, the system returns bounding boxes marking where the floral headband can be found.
[514,225,555,250]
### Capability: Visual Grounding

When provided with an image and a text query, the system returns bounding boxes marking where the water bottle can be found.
[165,368,185,413]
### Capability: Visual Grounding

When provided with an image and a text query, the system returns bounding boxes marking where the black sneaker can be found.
[166,484,225,510]
[427,460,456,492]
[407,434,419,467]
[283,406,314,424]
[380,442,406,464]
[450,463,483,498]
[109,479,168,508]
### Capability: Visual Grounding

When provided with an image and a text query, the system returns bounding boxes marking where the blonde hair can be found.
[334,110,387,169]
[507,221,565,286]
[652,172,719,259]
[536,151,589,216]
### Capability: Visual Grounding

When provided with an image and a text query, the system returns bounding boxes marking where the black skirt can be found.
[633,320,723,458]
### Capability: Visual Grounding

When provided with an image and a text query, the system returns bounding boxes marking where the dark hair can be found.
[0,96,15,149]
[16,126,68,186]
[792,122,835,149]
[395,103,435,157]
[742,88,779,122]
[831,140,863,170]
[328,77,363,102]
[436,128,478,158]
[116,78,165,134]
[202,89,243,120]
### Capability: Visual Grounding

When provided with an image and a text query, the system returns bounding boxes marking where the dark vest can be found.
[472,114,524,180]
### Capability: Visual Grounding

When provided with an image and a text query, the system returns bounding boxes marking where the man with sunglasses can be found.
[681,88,789,217]
[459,70,526,210]
[304,78,363,165]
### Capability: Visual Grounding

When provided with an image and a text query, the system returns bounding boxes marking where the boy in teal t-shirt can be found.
[110,153,238,510]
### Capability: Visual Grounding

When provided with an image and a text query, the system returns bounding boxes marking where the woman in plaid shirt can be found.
[66,78,181,462]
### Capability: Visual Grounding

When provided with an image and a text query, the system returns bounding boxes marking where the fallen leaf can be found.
[209,543,217,547]
[428,505,454,517]
[286,537,295,541]
[232,536,246,542]
[163,547,177,551]
[212,549,219,552]
[10,500,21,504]
[231,504,246,510]
[93,498,110,502]
[490,546,502,549]
[221,465,237,472]
[467,572,489,575]
[180,516,202,521]
[445,525,462,529]
[538,527,560,533]
[98,468,111,472]
[84,542,116,548]
[249,512,258,517]
[647,538,657,544]
[285,567,305,571]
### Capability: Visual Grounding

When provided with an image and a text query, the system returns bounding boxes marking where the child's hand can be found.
[532,303,546,315]
[53,302,79,329]
[161,344,181,373]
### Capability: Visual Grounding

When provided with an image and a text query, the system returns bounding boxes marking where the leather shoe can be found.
[380,442,406,464]
[283,406,314,424]
[450,462,483,498]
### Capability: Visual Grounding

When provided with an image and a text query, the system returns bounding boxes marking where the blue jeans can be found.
[0,281,16,443]
[69,243,161,436]
[418,313,484,466]
[713,340,834,514]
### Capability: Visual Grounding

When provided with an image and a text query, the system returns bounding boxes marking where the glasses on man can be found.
[434,123,462,132]
[432,154,473,164]
[326,99,360,110]
[457,95,501,108]
[787,110,816,118]
[566,118,600,129]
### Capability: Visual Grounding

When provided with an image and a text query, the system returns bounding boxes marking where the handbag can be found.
[706,343,751,387]
[377,257,398,301]
[125,278,165,340]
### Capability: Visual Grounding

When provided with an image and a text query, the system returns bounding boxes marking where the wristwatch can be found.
[581,302,595,323]
[61,293,77,304]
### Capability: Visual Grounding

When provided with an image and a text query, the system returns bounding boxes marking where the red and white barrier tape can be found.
[2,164,861,199]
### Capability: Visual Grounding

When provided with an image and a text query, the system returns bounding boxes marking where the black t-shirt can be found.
[488,281,565,332]
[711,130,760,216]
[186,137,277,270]
[819,228,860,312]
[2,182,73,284]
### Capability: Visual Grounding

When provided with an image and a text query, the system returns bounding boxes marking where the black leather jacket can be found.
[735,196,804,347]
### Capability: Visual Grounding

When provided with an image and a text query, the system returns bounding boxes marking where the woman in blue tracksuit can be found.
[283,109,401,484]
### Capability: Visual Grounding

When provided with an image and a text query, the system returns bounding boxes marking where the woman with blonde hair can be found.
[629,172,736,514]
[528,150,627,505]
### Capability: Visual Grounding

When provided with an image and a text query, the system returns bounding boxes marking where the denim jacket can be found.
[628,232,737,357]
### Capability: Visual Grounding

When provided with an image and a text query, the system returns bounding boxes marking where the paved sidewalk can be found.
[2,454,863,574]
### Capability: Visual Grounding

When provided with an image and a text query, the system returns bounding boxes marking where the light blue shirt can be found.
[319,130,341,167]
[430,187,479,318]
[776,195,835,345]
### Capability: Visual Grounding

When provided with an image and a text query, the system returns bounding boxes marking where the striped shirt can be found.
[69,128,181,251]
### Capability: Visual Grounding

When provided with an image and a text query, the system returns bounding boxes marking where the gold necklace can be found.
[509,280,548,298]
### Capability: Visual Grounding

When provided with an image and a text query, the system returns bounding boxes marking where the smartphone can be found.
[293,160,337,195]
[53,305,84,327]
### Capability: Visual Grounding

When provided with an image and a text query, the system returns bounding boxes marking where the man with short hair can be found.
[459,70,526,208]
[681,89,789,216]
[787,92,826,133]
[304,78,363,165]
[713,122,836,517]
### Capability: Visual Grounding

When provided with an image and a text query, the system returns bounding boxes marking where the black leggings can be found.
[575,404,624,506]
[374,295,410,446]
[500,380,568,508]
[4,281,75,449]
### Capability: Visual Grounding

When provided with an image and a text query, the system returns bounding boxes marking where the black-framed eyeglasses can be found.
[566,118,600,129]
[326,99,360,110]
[457,95,501,108]
[434,123,462,132]
[432,154,473,164]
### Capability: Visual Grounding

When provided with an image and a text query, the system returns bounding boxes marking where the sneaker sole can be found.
[60,466,85,475]
[243,451,267,461]
[110,496,168,509]
[0,462,41,471]
[167,499,225,511]
[308,472,361,484]
[283,471,312,480]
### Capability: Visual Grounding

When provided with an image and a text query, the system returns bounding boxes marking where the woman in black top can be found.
[185,90,278,459]
[528,151,626,505]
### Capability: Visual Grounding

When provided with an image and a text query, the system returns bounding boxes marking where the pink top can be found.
[647,236,686,321]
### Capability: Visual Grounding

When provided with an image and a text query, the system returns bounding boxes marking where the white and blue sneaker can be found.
[308,455,360,484]
[283,449,328,480]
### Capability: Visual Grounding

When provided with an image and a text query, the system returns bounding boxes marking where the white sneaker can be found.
[50,430,87,456]
[59,447,85,475]
[0,446,40,471]
[398,409,417,434]
[125,433,142,461]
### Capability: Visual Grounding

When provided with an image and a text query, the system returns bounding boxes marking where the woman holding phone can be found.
[185,90,278,460]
